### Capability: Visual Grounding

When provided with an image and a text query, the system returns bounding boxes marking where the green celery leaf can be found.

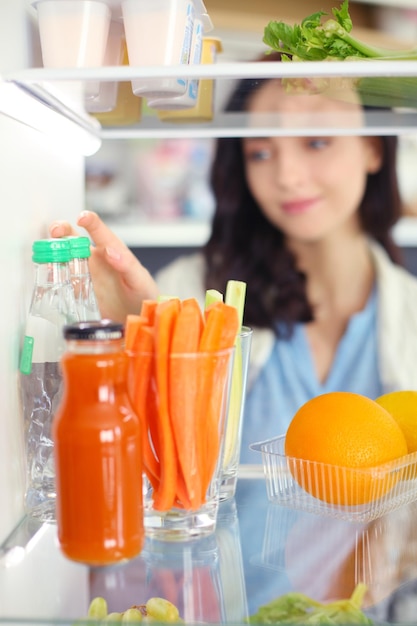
[332,0,353,33]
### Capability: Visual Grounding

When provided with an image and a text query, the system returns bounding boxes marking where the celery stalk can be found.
[157,295,179,303]
[223,280,247,468]
[225,280,246,329]
[263,0,417,108]
[205,288,223,308]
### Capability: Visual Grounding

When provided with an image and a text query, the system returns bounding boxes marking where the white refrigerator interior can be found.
[0,1,85,546]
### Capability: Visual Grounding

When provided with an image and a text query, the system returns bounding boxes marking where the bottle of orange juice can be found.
[53,320,143,565]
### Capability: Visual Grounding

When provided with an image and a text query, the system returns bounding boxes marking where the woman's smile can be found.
[281,197,320,215]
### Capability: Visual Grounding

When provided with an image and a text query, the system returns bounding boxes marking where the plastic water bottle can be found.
[19,238,79,521]
[67,236,101,321]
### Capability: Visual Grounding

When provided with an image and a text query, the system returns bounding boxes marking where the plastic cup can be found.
[128,346,235,540]
[121,0,195,99]
[91,40,143,126]
[86,19,125,112]
[36,0,111,68]
[219,327,252,501]
[157,36,223,123]
[147,16,203,111]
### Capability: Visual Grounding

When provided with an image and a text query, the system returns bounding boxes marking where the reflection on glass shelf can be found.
[98,110,417,140]
[4,60,417,137]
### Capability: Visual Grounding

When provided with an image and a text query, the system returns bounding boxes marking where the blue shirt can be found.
[241,288,383,464]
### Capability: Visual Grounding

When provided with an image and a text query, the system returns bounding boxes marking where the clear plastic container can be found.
[36,0,111,68]
[157,36,223,123]
[250,435,417,522]
[122,0,195,98]
[91,40,143,126]
[147,0,213,111]
[147,14,203,110]
[85,19,125,112]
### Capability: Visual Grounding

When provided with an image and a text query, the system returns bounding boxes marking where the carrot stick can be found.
[125,314,147,351]
[200,302,239,352]
[145,360,160,457]
[174,467,193,510]
[140,299,158,325]
[197,302,238,499]
[199,351,233,498]
[169,299,204,509]
[129,324,160,490]
[152,298,181,511]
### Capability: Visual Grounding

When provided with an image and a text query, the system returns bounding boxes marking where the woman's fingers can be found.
[49,220,80,238]
[76,210,129,252]
[54,210,159,321]
[77,211,158,298]
[49,211,159,321]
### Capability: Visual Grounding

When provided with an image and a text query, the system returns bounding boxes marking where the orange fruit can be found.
[375,390,417,453]
[285,391,408,506]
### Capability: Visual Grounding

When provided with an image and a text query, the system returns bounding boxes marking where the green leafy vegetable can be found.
[263,0,417,107]
[248,583,373,624]
[264,0,417,61]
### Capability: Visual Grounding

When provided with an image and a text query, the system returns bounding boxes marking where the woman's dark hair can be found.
[203,52,403,335]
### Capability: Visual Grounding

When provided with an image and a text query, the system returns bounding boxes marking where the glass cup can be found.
[128,346,235,541]
[220,326,252,501]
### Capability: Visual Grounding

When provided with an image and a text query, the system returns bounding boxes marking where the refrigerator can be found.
[0,0,86,546]
[0,0,417,614]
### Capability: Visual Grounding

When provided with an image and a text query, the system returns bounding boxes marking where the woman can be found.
[50,53,417,463]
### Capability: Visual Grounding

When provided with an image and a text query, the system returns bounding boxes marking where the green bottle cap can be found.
[32,238,71,263]
[66,236,92,259]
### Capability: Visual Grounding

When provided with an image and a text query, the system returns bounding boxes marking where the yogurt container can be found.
[157,37,223,123]
[36,0,111,69]
[147,0,213,110]
[86,19,125,112]
[122,0,195,99]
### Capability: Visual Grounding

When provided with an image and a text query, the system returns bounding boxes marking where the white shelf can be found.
[107,217,211,247]
[352,0,417,7]
[107,216,417,248]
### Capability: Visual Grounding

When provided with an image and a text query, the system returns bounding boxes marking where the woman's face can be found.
[242,80,382,245]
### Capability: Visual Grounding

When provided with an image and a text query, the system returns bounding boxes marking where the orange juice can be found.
[53,321,144,565]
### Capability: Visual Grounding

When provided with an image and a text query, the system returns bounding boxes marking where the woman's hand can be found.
[49,211,159,323]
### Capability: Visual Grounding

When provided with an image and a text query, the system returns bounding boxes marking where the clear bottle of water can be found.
[67,236,101,321]
[19,238,79,521]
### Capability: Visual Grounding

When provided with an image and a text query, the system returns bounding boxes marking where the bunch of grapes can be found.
[84,596,183,623]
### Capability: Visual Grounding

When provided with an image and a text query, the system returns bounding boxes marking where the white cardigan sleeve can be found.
[371,241,417,391]
[155,252,207,308]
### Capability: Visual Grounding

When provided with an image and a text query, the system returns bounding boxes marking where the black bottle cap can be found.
[63,320,124,341]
